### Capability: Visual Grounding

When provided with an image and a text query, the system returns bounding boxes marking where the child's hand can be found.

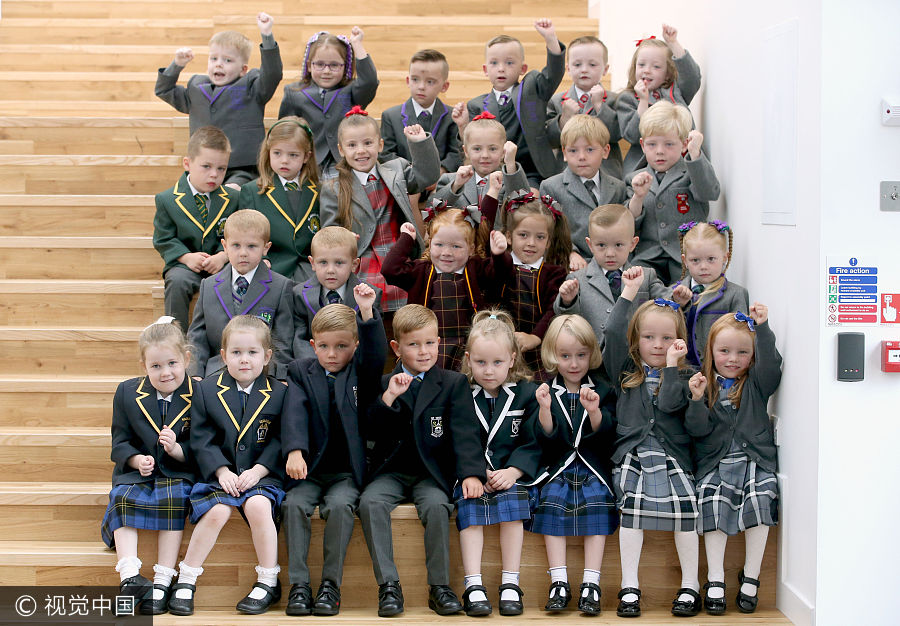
[216,468,240,497]
[158,427,178,455]
[689,372,707,400]
[453,164,474,190]
[354,282,377,312]
[461,476,485,499]
[589,83,607,103]
[452,102,469,128]
[256,12,274,36]
[225,182,242,192]
[634,78,650,102]
[686,130,703,160]
[386,372,413,397]
[236,466,262,492]
[579,386,600,412]
[502,141,518,170]
[533,18,556,41]
[201,251,227,274]
[177,251,208,273]
[661,23,685,57]
[750,302,769,325]
[569,250,587,272]
[486,170,504,197]
[621,266,644,301]
[560,96,580,125]
[631,171,653,198]
[487,467,523,492]
[535,383,552,410]
[174,47,194,67]
[286,450,307,480]
[136,454,155,477]
[399,222,417,239]
[671,284,692,306]
[489,230,508,255]
[349,26,364,46]
[404,124,427,143]
[514,332,541,353]
[667,338,687,366]
[558,278,579,306]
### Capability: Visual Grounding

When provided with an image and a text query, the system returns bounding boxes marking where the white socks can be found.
[703,531,728,599]
[152,564,177,601]
[464,574,487,602]
[742,526,769,597]
[582,569,601,600]
[248,565,281,600]
[618,528,643,602]
[115,556,141,582]
[500,571,519,602]
[674,530,700,601]
[174,562,203,599]
[548,566,568,599]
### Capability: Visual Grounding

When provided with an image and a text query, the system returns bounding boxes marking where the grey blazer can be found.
[380,98,461,172]
[432,163,530,228]
[670,277,750,366]
[546,86,623,179]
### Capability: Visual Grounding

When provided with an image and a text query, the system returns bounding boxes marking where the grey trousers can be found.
[163,266,204,331]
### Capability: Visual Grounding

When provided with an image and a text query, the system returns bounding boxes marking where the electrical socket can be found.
[880,181,900,211]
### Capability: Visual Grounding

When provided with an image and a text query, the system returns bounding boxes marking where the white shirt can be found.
[186,178,209,203]
[232,265,258,290]
[322,283,348,302]
[411,101,436,117]
[278,174,300,188]
[511,252,543,270]
[493,88,513,103]
[353,168,378,185]
[236,381,254,395]
[156,391,174,402]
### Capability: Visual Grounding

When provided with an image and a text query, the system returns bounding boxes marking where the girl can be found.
[278,28,378,175]
[670,221,750,366]
[381,200,510,370]
[456,310,541,617]
[616,24,701,174]
[101,316,195,616]
[169,315,287,616]
[239,116,320,281]
[602,266,700,618]
[686,306,781,615]
[530,314,618,616]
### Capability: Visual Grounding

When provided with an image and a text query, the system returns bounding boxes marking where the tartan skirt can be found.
[613,435,698,532]
[453,482,538,531]
[696,443,779,535]
[437,335,466,372]
[100,478,192,548]
[527,459,619,537]
[188,482,284,524]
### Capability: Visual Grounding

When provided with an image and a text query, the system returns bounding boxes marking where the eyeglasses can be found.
[310,61,345,72]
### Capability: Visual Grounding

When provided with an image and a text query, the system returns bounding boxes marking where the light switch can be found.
[880,181,900,212]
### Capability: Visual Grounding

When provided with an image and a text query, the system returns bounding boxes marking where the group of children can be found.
[106,10,782,619]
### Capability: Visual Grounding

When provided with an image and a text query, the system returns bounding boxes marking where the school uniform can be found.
[670,277,750,366]
[626,154,721,284]
[686,321,781,535]
[546,86,624,178]
[381,98,461,172]
[187,263,294,380]
[239,177,320,281]
[155,35,283,179]
[432,163,529,229]
[101,375,195,548]
[358,363,486,586]
[281,311,387,586]
[278,56,379,170]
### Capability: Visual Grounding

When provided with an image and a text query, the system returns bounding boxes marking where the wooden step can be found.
[0,376,120,428]
[0,428,112,481]
[0,327,143,378]
[0,236,160,279]
[0,195,154,237]
[0,100,176,117]
[0,280,159,326]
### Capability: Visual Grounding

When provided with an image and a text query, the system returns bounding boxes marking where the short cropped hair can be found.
[186,126,231,158]
[310,226,358,259]
[410,49,450,79]
[589,203,634,233]
[310,303,358,340]
[221,314,273,352]
[567,35,609,66]
[560,114,610,149]
[541,314,603,375]
[392,304,438,339]
[639,101,692,141]
[223,208,270,241]
[485,34,524,59]
[209,31,253,64]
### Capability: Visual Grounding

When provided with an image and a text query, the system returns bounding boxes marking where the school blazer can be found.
[626,154,720,266]
[603,296,695,470]
[239,178,320,280]
[367,364,487,495]
[671,277,750,365]
[466,44,567,179]
[155,42,283,169]
[546,87,624,179]
[381,98,461,172]
[292,272,383,359]
[282,311,387,490]
[319,136,441,254]
[190,370,286,488]
[278,56,379,167]
[539,167,626,260]
[495,255,566,339]
[554,260,668,347]
[471,382,542,483]
[432,163,529,229]
[188,263,294,379]
[153,173,237,274]
[110,376,195,486]
[685,321,782,478]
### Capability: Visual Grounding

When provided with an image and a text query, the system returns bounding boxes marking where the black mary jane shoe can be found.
[736,570,761,613]
[236,579,282,615]
[577,582,602,615]
[313,579,341,616]
[703,581,727,615]
[544,580,571,611]
[428,585,462,615]
[285,582,313,616]
[462,585,492,617]
[140,583,174,615]
[616,587,641,618]
[166,582,196,616]
[497,583,524,616]
[671,587,702,617]
[377,581,404,617]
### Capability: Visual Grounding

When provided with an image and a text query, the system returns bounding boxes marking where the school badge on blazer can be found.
[180,415,191,434]
[257,418,271,443]
[510,418,522,437]
[430,415,444,438]
[257,308,274,326]
[676,192,690,214]
[308,215,320,234]
[216,217,227,238]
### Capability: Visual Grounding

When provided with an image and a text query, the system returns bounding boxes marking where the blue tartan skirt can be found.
[527,459,619,537]
[188,482,284,524]
[100,478,192,548]
[453,482,538,531]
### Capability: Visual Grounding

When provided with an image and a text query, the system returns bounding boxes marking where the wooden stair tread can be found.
[0,375,121,392]
[0,154,181,165]
[0,194,152,205]
[0,236,152,248]
[0,327,142,338]
[0,279,160,294]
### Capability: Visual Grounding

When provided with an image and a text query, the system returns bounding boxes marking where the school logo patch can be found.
[308,215,320,234]
[180,415,191,434]
[257,418,271,443]
[430,415,444,438]
[216,217,227,238]
[256,308,274,326]
[676,193,690,214]
[510,418,521,437]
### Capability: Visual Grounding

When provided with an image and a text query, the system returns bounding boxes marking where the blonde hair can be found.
[186,126,230,159]
[462,116,506,146]
[589,203,634,234]
[702,313,755,408]
[138,317,190,363]
[560,114,610,149]
[334,112,381,230]
[424,209,482,260]
[256,116,319,192]
[311,303,358,340]
[621,301,688,390]
[485,34,524,59]
[310,225,358,259]
[223,208,270,241]
[679,221,733,295]
[626,38,677,92]
[461,309,532,383]
[639,101,692,140]
[392,304,438,340]
[502,196,572,268]
[541,314,603,376]
[221,315,273,352]
[209,31,253,64]
[567,35,609,66]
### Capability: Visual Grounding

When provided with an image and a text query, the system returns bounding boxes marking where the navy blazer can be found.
[671,277,750,366]
[381,98,461,172]
[471,382,542,483]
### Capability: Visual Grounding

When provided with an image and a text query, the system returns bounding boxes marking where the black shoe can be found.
[285,583,313,616]
[544,580,571,611]
[377,581,404,617]
[671,587,702,617]
[578,582,602,615]
[616,587,641,617]
[462,585,491,617]
[140,583,174,615]
[703,581,727,615]
[498,583,524,616]
[236,579,282,615]
[313,580,341,616]
[736,570,760,613]
[428,585,462,615]
[119,574,152,604]
[167,582,196,616]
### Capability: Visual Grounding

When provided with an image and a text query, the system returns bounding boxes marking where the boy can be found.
[281,289,387,616]
[155,12,283,185]
[188,209,294,380]
[546,35,624,179]
[454,19,565,188]
[292,226,383,359]
[381,50,461,173]
[554,204,667,348]
[626,101,720,283]
[153,126,237,330]
[540,114,626,271]
[358,305,486,617]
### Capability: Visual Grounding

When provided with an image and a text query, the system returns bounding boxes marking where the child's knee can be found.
[206,503,233,526]
[243,496,274,524]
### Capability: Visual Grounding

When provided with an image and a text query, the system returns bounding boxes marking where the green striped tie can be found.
[195,193,208,224]
[284,181,299,191]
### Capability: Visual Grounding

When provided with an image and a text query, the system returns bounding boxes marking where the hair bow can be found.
[472,111,497,121]
[421,198,449,223]
[504,190,536,213]
[345,105,368,118]
[635,35,656,47]
[462,204,482,229]
[710,219,730,233]
[677,221,697,234]
[540,195,564,221]
[144,315,176,331]
[302,31,354,82]
[734,311,756,332]
[653,298,680,311]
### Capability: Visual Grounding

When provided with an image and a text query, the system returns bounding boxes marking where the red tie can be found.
[579,93,589,104]
[367,174,377,183]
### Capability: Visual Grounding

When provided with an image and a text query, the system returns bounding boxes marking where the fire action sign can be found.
[826,256,879,326]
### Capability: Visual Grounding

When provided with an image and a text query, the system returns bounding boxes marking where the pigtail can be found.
[334,158,356,229]
[544,201,572,269]
[255,132,275,193]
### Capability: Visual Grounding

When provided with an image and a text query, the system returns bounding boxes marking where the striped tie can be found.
[284,181,299,191]
[195,193,208,224]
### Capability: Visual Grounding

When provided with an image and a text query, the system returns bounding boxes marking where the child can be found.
[101,316,195,615]
[617,24,702,175]
[547,35,624,179]
[169,315,287,615]
[455,19,565,188]
[531,314,618,615]
[281,286,387,616]
[456,310,541,617]
[603,266,700,618]
[627,101,720,284]
[554,204,667,349]
[686,306,781,615]
[154,126,237,331]
[279,28,378,175]
[239,116,320,282]
[293,225,383,360]
[670,221,750,366]
[358,305,486,617]
[187,209,294,380]
[540,114,626,271]
[381,49,461,173]
[319,109,440,315]
[155,13,283,185]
